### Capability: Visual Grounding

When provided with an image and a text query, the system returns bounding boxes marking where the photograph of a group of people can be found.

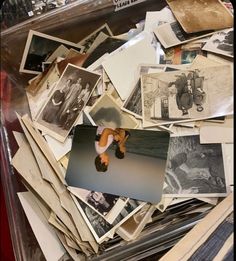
[163,135,227,196]
[36,64,101,137]
[65,125,170,203]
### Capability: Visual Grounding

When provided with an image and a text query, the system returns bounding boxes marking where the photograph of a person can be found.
[142,65,233,127]
[66,125,170,204]
[35,64,101,142]
[163,135,228,197]
[20,30,84,74]
[74,196,144,243]
[202,28,233,58]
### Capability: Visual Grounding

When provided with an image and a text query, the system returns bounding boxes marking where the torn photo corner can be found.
[65,125,170,204]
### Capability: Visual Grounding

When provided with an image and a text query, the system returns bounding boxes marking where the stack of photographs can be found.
[11,2,234,260]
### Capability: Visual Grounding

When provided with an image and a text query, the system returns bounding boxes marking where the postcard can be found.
[65,125,169,204]
[72,195,145,243]
[163,134,229,197]
[102,37,156,100]
[20,30,84,74]
[68,186,128,224]
[35,64,101,142]
[202,28,233,58]
[78,23,113,53]
[87,32,109,54]
[166,0,233,33]
[154,21,215,49]
[18,191,66,261]
[89,93,138,129]
[141,65,233,127]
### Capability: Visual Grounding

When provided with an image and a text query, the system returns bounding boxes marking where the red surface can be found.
[0,178,15,261]
[1,71,15,260]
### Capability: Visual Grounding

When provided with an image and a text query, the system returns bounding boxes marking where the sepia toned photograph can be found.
[89,93,138,129]
[66,125,170,204]
[73,196,145,243]
[154,21,215,49]
[35,64,101,142]
[141,65,233,127]
[202,28,233,58]
[122,64,166,119]
[20,30,84,74]
[163,135,228,197]
[78,23,113,53]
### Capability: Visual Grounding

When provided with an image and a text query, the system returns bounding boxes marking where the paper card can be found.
[66,125,169,204]
[44,134,72,161]
[202,28,233,58]
[78,23,113,53]
[34,64,101,142]
[160,193,233,261]
[45,44,70,63]
[163,134,229,198]
[144,7,176,33]
[116,204,155,241]
[18,191,66,261]
[89,93,138,129]
[141,65,233,127]
[154,21,215,49]
[87,32,109,54]
[199,124,233,144]
[20,30,83,74]
[68,186,128,224]
[166,0,233,33]
[102,37,156,100]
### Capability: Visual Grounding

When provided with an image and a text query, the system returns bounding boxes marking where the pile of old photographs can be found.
[12,1,234,260]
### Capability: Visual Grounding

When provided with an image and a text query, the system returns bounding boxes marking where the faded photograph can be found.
[203,29,233,58]
[142,65,233,126]
[36,64,101,141]
[89,94,138,129]
[164,135,227,196]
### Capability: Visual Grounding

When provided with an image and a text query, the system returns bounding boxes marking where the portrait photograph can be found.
[35,64,101,142]
[163,134,228,197]
[202,28,234,58]
[66,125,170,204]
[141,65,233,127]
[20,30,84,74]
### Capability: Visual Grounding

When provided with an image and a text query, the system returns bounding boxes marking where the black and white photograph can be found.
[78,23,113,53]
[20,30,84,74]
[73,196,145,243]
[154,21,215,49]
[66,125,170,203]
[163,135,228,197]
[89,93,138,129]
[141,65,233,127]
[68,186,129,221]
[202,28,233,58]
[122,64,166,119]
[35,64,101,142]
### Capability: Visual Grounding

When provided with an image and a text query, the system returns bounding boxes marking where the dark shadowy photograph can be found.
[36,64,101,142]
[164,135,227,196]
[20,30,83,74]
[66,125,170,204]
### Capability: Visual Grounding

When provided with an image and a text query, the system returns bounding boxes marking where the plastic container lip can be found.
[1,0,114,36]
